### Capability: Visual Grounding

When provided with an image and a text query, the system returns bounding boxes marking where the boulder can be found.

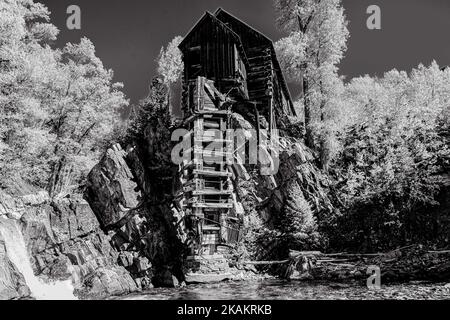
[185,273,232,284]
[49,195,98,243]
[118,252,134,268]
[85,144,141,229]
[0,189,49,220]
[21,205,56,255]
[153,269,180,288]
[80,267,138,299]
[0,176,50,221]
[133,256,151,273]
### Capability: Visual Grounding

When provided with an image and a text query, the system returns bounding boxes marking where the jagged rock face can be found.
[229,113,333,259]
[0,189,49,220]
[21,194,138,297]
[49,197,99,243]
[85,145,142,230]
[0,228,31,300]
[85,144,184,288]
[0,184,139,299]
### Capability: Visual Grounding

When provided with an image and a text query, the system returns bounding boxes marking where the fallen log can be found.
[324,252,382,257]
[327,263,356,268]
[289,250,322,258]
[316,259,352,263]
[428,250,450,254]
[242,260,289,265]
[243,245,450,283]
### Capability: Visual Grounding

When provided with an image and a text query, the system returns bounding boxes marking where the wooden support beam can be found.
[242,260,289,265]
[193,169,232,177]
[192,189,232,196]
[191,203,233,209]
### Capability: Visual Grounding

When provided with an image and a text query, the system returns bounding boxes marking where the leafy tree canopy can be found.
[0,0,128,194]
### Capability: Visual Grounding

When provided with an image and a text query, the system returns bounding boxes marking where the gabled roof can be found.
[178,11,249,67]
[214,8,273,44]
[178,8,297,117]
[214,8,296,116]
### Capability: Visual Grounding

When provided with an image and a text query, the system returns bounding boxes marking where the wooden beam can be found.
[192,203,233,209]
[193,169,232,177]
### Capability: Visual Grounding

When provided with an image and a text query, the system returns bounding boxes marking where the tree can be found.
[157,36,183,87]
[279,180,320,250]
[274,0,349,169]
[126,77,169,145]
[0,0,128,195]
[46,38,128,195]
[0,0,60,188]
[156,36,183,117]
[328,62,450,251]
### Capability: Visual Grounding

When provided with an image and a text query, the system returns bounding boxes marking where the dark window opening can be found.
[188,46,201,78]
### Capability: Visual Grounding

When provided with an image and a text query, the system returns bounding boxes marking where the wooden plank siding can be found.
[214,8,296,121]
[179,9,296,124]
[179,12,248,102]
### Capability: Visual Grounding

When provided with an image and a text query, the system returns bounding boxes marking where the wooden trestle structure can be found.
[178,8,296,256]
[179,77,240,256]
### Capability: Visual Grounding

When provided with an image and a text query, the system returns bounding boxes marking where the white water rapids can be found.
[0,218,77,300]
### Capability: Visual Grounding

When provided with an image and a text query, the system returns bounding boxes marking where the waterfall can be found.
[0,218,77,300]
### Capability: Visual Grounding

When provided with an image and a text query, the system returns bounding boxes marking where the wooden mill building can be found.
[178,8,295,256]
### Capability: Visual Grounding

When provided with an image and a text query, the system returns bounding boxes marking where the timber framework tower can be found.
[177,8,296,257]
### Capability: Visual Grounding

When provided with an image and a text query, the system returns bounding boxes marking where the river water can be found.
[114,279,450,300]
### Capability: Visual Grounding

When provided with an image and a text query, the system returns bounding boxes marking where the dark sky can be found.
[41,0,450,104]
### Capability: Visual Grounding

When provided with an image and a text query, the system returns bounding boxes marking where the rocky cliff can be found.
[228,113,333,260]
[0,183,138,299]
[0,101,335,299]
[85,143,185,288]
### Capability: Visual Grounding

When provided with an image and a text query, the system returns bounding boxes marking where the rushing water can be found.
[0,217,77,300]
[113,279,450,300]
